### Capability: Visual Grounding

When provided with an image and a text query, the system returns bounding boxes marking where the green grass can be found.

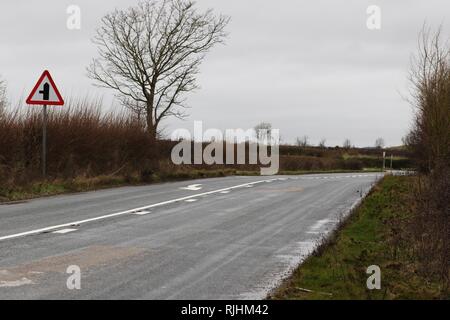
[269,175,445,300]
[0,175,132,203]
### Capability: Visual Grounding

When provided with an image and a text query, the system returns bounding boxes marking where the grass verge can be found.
[269,175,445,300]
[0,169,244,203]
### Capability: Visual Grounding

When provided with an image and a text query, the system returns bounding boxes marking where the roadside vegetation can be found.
[1,87,410,202]
[0,99,410,202]
[271,26,449,300]
[404,27,449,295]
[270,175,447,300]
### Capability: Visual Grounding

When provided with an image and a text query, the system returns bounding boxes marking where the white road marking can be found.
[220,190,231,194]
[180,184,203,191]
[185,199,198,203]
[0,178,278,242]
[52,228,77,234]
[132,210,151,215]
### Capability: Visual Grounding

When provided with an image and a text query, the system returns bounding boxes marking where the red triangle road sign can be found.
[26,70,64,106]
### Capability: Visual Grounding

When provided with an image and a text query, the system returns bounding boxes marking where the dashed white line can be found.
[52,228,77,234]
[0,178,278,242]
[132,210,151,215]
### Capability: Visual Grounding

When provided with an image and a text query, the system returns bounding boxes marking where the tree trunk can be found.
[146,112,157,140]
[145,84,158,140]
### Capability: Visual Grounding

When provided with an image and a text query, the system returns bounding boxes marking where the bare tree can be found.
[296,135,309,148]
[407,26,450,293]
[88,0,230,139]
[375,137,385,149]
[318,138,326,148]
[254,122,272,141]
[408,26,450,172]
[343,138,352,149]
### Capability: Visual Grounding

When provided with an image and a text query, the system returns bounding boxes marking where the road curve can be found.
[0,173,382,299]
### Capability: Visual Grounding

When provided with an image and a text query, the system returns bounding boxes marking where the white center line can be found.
[52,228,77,234]
[0,178,278,242]
[132,210,151,215]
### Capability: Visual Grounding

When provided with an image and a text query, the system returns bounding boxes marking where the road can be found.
[0,173,382,299]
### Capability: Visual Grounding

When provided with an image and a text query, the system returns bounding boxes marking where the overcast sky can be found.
[1,0,449,146]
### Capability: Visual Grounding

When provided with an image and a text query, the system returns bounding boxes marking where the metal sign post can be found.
[25,70,64,178]
[42,104,47,177]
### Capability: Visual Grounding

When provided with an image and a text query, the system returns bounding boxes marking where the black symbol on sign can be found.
[39,83,50,100]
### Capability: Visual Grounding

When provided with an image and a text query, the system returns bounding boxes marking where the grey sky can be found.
[1,0,449,146]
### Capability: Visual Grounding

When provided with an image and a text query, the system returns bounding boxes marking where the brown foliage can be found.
[0,98,161,186]
[406,26,450,295]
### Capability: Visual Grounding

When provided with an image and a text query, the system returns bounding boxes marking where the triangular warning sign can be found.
[26,70,64,106]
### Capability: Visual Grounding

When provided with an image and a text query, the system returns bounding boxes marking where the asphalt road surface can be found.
[0,173,382,299]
